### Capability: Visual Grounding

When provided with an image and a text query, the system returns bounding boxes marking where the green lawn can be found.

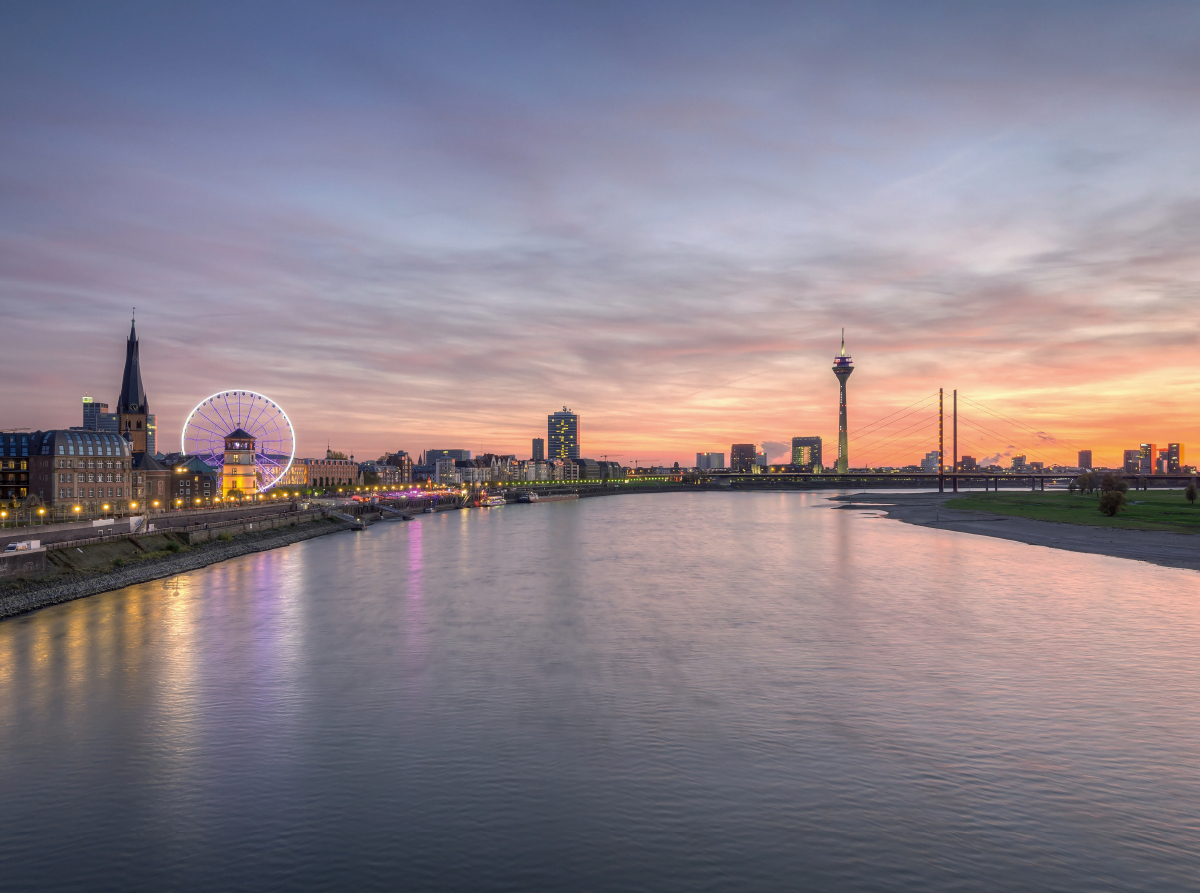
[949,490,1200,533]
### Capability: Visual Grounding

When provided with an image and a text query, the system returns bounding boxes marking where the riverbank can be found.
[0,516,352,620]
[832,491,1200,572]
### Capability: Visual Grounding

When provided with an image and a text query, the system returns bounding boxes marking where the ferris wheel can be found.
[181,390,295,492]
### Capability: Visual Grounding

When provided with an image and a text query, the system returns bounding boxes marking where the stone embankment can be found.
[0,516,352,620]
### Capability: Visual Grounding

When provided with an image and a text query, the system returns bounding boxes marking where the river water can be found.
[2,492,1200,891]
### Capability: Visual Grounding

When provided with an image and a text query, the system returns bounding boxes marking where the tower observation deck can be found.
[832,329,854,474]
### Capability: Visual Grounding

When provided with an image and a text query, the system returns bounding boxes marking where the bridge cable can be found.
[848,392,940,438]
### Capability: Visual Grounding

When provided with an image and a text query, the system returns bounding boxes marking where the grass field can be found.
[949,490,1200,533]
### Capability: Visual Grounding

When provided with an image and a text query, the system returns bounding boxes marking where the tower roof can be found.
[225,428,255,440]
[118,317,148,413]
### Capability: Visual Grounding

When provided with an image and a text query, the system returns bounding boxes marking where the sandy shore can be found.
[832,492,1200,572]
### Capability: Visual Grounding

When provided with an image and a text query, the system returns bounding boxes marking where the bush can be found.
[1101,473,1129,494]
[165,541,182,553]
[1098,490,1126,516]
[112,558,124,568]
[218,532,233,542]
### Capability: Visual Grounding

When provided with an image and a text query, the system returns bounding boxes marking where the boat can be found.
[481,495,506,507]
[517,492,538,503]
[423,507,435,513]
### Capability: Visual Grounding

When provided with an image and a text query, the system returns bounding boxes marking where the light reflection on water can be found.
[2,491,1200,892]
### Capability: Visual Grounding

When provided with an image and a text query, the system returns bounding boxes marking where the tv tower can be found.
[832,329,854,474]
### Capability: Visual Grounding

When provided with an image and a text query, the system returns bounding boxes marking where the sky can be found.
[3,1,1200,468]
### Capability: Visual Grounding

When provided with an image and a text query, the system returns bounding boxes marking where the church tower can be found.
[117,316,149,455]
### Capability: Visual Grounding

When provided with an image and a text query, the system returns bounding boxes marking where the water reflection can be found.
[3,494,1200,892]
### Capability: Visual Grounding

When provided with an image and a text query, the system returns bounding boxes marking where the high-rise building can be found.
[1011,455,1027,470]
[731,444,757,473]
[1139,443,1158,474]
[791,436,822,469]
[81,396,118,433]
[1078,450,1092,470]
[548,407,580,460]
[959,456,978,471]
[532,438,545,461]
[695,452,725,470]
[921,451,940,473]
[146,414,156,456]
[116,317,149,454]
[1167,443,1185,473]
[1123,450,1141,473]
[832,330,853,474]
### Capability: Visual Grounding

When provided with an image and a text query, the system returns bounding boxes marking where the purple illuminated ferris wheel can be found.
[181,390,295,492]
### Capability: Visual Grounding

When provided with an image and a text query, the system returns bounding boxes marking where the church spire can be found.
[118,315,147,414]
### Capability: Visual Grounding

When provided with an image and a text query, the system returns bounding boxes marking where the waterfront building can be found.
[730,444,757,473]
[116,318,150,455]
[548,408,580,460]
[1011,455,1027,470]
[132,452,170,507]
[2,430,135,511]
[435,456,460,484]
[169,455,219,507]
[221,429,257,499]
[832,330,854,474]
[382,451,413,484]
[306,456,360,490]
[1078,450,1093,469]
[0,432,31,504]
[532,438,545,461]
[695,452,725,471]
[921,451,940,473]
[959,456,978,471]
[274,460,309,489]
[791,437,822,470]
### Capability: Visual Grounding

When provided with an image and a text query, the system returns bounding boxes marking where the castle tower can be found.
[116,316,149,454]
[222,428,258,500]
[832,329,854,474]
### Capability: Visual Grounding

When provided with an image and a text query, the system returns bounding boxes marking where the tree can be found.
[1187,480,1197,506]
[1098,490,1126,516]
[1068,478,1078,494]
[1101,473,1129,494]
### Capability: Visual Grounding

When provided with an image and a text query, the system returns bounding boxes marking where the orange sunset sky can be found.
[4,5,1199,469]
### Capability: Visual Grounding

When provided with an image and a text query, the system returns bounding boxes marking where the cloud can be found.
[3,4,1200,467]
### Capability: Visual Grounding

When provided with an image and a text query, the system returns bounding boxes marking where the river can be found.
[2,492,1199,891]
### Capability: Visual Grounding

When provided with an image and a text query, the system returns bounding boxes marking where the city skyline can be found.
[5,5,1200,465]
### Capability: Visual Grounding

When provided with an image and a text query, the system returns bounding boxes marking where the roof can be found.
[226,428,254,440]
[118,319,148,413]
[134,452,167,471]
[27,430,132,458]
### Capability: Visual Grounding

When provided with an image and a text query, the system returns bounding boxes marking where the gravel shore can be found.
[0,517,353,620]
[832,491,1200,572]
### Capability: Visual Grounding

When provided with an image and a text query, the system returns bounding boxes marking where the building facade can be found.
[731,444,757,473]
[222,429,258,498]
[532,438,545,461]
[548,408,580,460]
[12,430,136,511]
[1078,450,1093,470]
[81,397,119,433]
[791,436,822,469]
[695,452,725,470]
[306,457,359,490]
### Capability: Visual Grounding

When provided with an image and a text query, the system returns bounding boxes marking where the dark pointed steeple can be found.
[118,314,147,414]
